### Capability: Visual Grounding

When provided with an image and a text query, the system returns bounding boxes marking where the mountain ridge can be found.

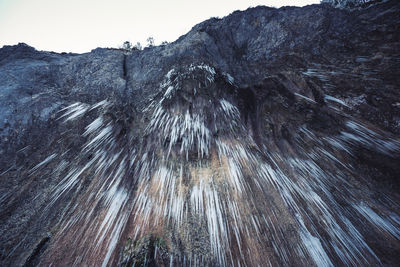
[0,1,399,266]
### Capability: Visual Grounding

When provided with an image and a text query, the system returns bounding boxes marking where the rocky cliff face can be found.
[0,1,399,266]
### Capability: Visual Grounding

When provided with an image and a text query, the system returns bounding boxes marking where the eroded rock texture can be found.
[0,1,399,266]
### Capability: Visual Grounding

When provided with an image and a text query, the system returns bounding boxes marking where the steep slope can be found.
[0,1,399,266]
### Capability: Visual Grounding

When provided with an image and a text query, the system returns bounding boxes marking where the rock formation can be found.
[0,0,399,266]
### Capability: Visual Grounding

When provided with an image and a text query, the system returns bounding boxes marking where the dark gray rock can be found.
[0,1,399,266]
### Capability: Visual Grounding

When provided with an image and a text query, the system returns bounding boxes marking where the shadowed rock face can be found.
[0,1,399,266]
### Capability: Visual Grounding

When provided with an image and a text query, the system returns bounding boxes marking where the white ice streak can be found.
[83,116,104,136]
[302,68,330,82]
[155,165,184,223]
[341,120,400,154]
[189,63,216,76]
[102,210,129,267]
[355,203,400,240]
[159,64,216,101]
[60,102,90,122]
[289,158,380,265]
[30,153,57,173]
[164,86,175,99]
[324,95,349,107]
[219,99,239,119]
[46,99,141,266]
[190,181,205,214]
[147,66,241,160]
[297,214,333,267]
[224,73,235,85]
[90,99,110,110]
[204,181,228,266]
[50,156,97,206]
[294,93,316,103]
[147,105,211,158]
[83,124,113,151]
[259,155,381,266]
[59,100,108,122]
[132,164,186,231]
[59,102,81,112]
[97,188,129,267]
[227,158,245,193]
[323,137,352,155]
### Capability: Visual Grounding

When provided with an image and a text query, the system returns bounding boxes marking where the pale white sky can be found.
[0,0,319,53]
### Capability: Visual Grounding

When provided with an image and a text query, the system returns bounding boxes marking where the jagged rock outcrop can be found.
[0,1,399,266]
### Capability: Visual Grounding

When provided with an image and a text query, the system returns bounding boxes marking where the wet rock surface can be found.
[0,1,399,266]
